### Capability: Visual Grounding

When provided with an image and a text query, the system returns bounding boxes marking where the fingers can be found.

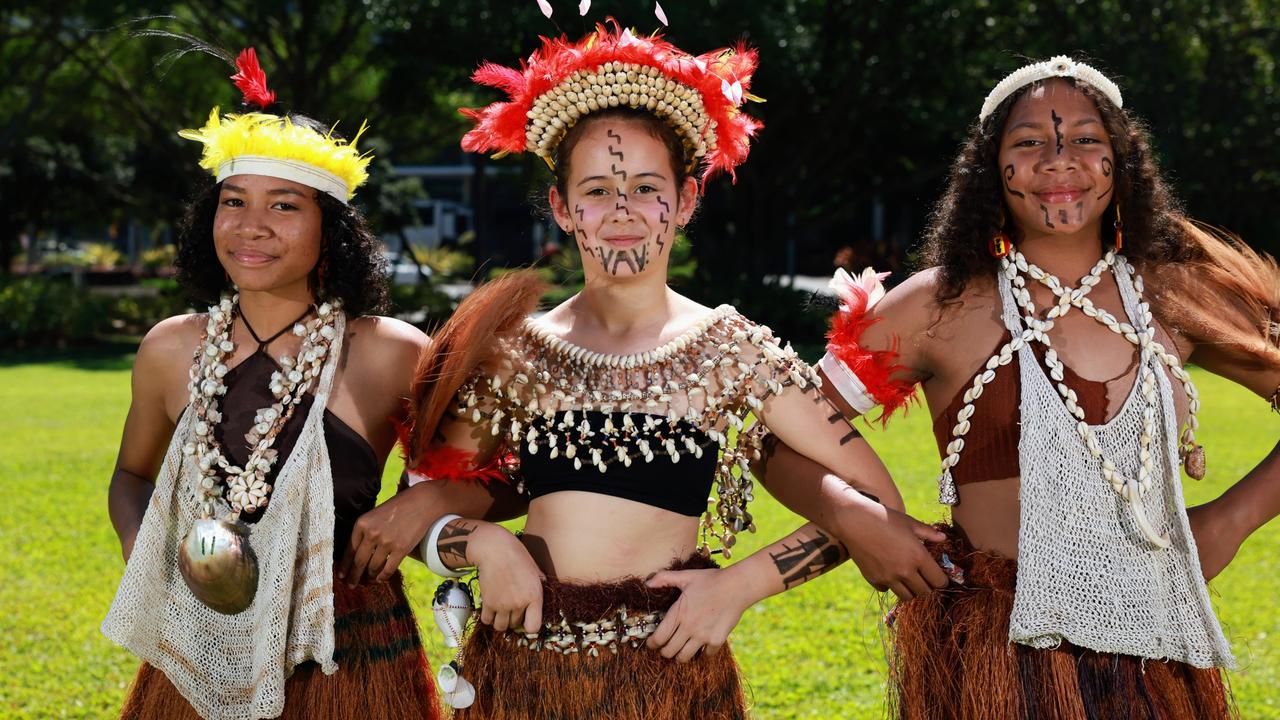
[889,581,914,602]
[646,607,679,651]
[702,640,723,657]
[374,548,409,584]
[910,520,947,543]
[480,603,497,627]
[361,545,392,585]
[903,572,932,599]
[346,539,378,587]
[492,608,513,633]
[658,629,691,660]
[675,636,703,664]
[337,526,362,582]
[522,593,543,635]
[921,557,950,589]
[644,570,683,589]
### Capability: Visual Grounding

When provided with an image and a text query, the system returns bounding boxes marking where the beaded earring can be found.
[1113,203,1124,251]
[989,210,1012,258]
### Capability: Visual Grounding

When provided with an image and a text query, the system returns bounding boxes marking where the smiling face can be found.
[549,118,697,282]
[212,174,324,294]
[998,78,1115,240]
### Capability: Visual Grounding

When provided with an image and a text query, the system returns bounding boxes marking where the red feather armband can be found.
[820,268,918,423]
[391,414,517,485]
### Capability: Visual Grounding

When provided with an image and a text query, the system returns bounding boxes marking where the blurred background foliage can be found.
[3,0,1279,347]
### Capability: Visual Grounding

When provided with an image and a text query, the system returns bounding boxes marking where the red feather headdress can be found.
[461,22,761,183]
[229,48,276,109]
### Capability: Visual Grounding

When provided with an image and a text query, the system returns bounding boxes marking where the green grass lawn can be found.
[1,354,1276,719]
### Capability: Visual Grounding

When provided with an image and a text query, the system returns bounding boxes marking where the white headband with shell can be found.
[979,56,1123,121]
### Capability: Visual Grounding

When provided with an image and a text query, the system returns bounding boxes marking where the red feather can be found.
[391,413,514,485]
[231,48,276,109]
[459,23,762,183]
[825,303,918,426]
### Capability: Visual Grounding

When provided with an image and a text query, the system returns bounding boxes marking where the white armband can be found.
[818,351,880,415]
[420,513,469,578]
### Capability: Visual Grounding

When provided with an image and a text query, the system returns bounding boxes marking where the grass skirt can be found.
[453,555,747,720]
[118,571,441,719]
[887,524,1234,720]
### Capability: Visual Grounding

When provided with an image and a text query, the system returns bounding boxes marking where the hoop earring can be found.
[989,209,1012,258]
[1113,203,1124,251]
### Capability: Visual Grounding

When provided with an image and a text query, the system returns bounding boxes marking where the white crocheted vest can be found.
[102,313,345,719]
[998,269,1234,668]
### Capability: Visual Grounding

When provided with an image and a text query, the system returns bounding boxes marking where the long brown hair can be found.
[922,76,1279,371]
[406,270,547,464]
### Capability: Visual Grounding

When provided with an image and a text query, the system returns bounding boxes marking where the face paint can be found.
[1097,156,1114,200]
[1051,108,1064,155]
[996,78,1115,239]
[1003,164,1025,199]
[561,121,680,277]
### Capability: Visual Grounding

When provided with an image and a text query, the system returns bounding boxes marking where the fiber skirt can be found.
[118,571,441,720]
[887,524,1233,720]
[454,555,747,720]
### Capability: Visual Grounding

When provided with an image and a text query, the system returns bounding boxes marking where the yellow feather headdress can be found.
[179,49,372,203]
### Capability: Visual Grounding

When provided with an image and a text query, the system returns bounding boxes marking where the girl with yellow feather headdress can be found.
[101,47,441,720]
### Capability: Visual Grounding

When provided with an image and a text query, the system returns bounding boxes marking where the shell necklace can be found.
[177,292,340,614]
[936,249,1203,548]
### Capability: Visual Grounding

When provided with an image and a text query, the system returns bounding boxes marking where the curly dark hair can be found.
[174,115,389,316]
[921,78,1191,304]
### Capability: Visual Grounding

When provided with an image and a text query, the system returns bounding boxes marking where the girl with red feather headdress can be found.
[341,21,949,720]
[101,47,442,720]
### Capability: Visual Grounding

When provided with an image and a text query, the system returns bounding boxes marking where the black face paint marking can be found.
[606,128,625,163]
[627,243,647,272]
[593,246,616,272]
[614,202,630,217]
[611,250,637,275]
[1058,209,1069,224]
[1075,201,1084,223]
[573,204,588,238]
[610,163,628,182]
[1097,156,1114,199]
[1003,165,1025,199]
[1051,109,1064,155]
[615,187,628,202]
[1040,204,1055,228]
[656,196,672,252]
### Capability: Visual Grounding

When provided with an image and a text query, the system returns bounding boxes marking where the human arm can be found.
[644,522,847,662]
[1182,341,1280,580]
[108,316,198,561]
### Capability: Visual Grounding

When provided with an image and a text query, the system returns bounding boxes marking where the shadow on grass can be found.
[0,338,138,372]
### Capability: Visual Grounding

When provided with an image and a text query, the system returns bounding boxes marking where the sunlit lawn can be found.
[1,352,1276,719]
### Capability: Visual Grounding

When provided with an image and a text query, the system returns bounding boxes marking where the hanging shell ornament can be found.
[1183,445,1207,481]
[432,579,475,648]
[178,516,259,614]
[438,660,476,709]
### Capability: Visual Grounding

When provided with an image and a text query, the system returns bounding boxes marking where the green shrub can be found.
[0,277,109,347]
[82,242,124,268]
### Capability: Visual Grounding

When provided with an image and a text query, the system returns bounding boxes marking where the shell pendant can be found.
[178,516,259,614]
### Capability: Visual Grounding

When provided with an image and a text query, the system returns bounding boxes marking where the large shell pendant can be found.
[178,517,259,614]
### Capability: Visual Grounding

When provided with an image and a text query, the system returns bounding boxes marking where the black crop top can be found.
[517,410,717,516]
[212,350,381,557]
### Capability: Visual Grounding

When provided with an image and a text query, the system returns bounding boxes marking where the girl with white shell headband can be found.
[763,56,1280,718]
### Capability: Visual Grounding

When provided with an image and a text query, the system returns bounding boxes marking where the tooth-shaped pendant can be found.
[432,580,474,648]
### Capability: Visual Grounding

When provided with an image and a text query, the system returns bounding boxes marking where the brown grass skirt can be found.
[453,555,747,720]
[119,571,441,719]
[887,524,1234,720]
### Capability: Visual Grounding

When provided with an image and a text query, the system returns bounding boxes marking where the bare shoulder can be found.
[345,315,430,372]
[135,313,204,374]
